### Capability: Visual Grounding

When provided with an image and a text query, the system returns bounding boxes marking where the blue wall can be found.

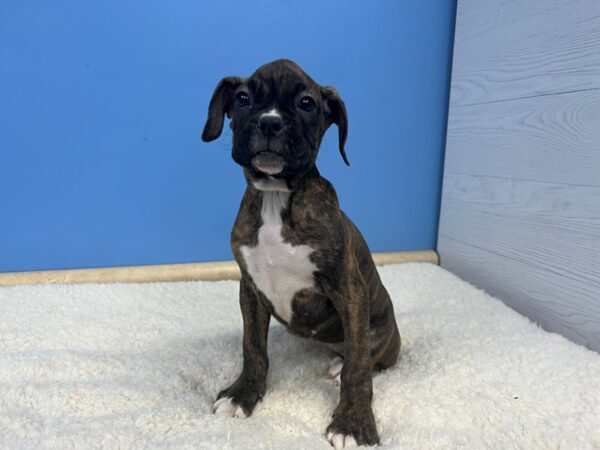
[0,0,456,272]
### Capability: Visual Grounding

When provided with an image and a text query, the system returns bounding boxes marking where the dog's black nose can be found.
[257,114,284,137]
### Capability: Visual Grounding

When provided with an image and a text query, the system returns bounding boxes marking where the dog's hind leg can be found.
[324,319,399,387]
[327,355,344,385]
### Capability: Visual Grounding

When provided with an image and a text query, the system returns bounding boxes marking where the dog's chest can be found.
[240,190,317,324]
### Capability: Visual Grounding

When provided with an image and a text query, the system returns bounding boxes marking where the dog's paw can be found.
[326,431,358,449]
[326,404,379,448]
[212,397,247,418]
[327,356,343,386]
[213,376,265,417]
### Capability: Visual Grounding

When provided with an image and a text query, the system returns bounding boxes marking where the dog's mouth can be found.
[251,151,286,176]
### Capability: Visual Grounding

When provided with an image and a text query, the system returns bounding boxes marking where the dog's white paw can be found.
[212,397,247,418]
[327,431,358,449]
[327,356,343,386]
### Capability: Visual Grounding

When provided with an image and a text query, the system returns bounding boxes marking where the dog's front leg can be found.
[213,276,270,418]
[326,272,379,448]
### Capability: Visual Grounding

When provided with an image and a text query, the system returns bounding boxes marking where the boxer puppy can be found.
[202,59,400,448]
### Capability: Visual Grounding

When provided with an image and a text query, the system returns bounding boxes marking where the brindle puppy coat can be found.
[202,59,400,448]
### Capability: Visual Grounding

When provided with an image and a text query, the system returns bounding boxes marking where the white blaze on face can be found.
[240,189,317,324]
[260,108,282,119]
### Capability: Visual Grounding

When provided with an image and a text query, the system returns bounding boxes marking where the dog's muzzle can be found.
[251,151,286,175]
[250,112,287,175]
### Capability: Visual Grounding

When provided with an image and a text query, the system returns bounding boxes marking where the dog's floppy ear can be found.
[202,76,244,142]
[321,86,349,166]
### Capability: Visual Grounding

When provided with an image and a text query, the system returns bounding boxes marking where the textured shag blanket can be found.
[1,263,599,449]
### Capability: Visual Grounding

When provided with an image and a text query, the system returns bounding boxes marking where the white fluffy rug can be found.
[1,263,599,449]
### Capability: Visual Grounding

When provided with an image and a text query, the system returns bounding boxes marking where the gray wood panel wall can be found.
[438,0,600,352]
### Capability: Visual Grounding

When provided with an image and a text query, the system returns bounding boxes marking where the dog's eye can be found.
[235,92,251,107]
[298,96,316,112]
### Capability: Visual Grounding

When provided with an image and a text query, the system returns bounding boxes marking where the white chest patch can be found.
[240,188,317,324]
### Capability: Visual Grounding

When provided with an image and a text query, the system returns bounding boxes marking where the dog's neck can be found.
[245,166,320,193]
[251,176,291,192]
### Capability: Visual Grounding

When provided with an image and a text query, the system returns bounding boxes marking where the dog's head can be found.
[202,59,348,180]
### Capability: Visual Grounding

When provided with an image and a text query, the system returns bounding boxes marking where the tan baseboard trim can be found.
[0,250,438,287]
